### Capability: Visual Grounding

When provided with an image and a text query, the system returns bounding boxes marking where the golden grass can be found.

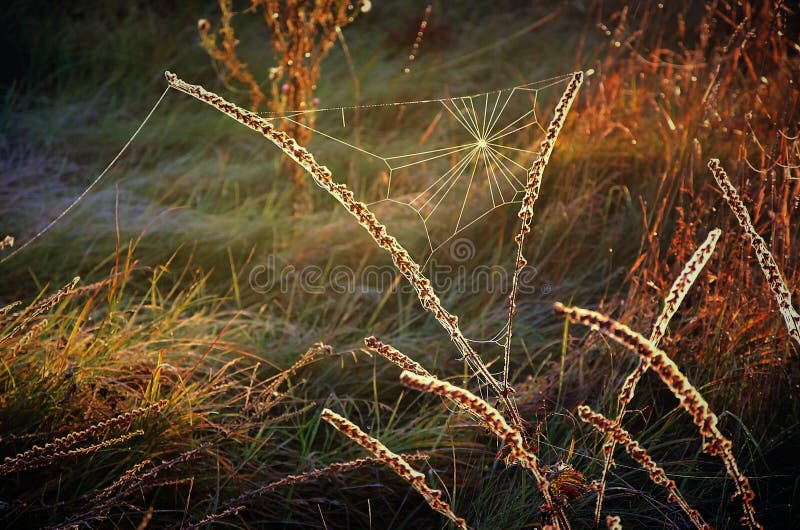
[364,335,432,377]
[0,399,167,476]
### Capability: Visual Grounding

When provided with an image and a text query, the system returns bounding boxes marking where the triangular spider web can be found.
[260,73,575,265]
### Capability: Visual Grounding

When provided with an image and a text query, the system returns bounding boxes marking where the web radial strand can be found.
[260,73,575,258]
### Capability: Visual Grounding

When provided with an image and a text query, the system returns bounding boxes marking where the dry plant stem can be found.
[502,71,584,394]
[708,158,800,346]
[0,430,144,475]
[364,336,431,377]
[191,453,428,528]
[578,406,711,530]
[0,276,79,346]
[595,228,721,524]
[399,371,570,530]
[0,399,167,476]
[553,304,761,530]
[164,71,521,429]
[321,408,468,530]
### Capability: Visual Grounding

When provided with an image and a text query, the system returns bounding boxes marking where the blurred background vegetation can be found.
[1,1,798,528]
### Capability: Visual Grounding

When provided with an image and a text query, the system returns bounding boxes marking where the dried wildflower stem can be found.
[708,158,800,346]
[578,406,711,530]
[5,318,47,359]
[502,71,583,394]
[364,336,431,377]
[0,300,22,322]
[165,71,521,428]
[192,452,429,528]
[595,229,721,524]
[321,408,468,529]
[553,304,761,530]
[399,371,569,530]
[0,276,79,346]
[0,399,167,476]
[0,429,143,475]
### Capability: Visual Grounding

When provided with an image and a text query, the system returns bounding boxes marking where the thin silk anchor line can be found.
[1,86,171,265]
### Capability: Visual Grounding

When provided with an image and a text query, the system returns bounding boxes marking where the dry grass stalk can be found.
[0,429,144,475]
[66,445,211,528]
[707,158,800,346]
[503,71,584,393]
[605,514,623,530]
[253,342,329,414]
[164,71,521,428]
[197,1,265,110]
[5,318,47,359]
[90,458,154,503]
[193,452,428,527]
[321,408,468,529]
[399,371,570,530]
[578,405,711,530]
[0,399,167,476]
[594,229,721,523]
[0,300,22,322]
[553,303,761,530]
[0,276,79,346]
[364,336,431,377]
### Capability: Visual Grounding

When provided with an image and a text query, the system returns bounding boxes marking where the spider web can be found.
[260,73,575,264]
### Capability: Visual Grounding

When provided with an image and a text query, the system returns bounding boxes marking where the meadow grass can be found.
[1,1,798,528]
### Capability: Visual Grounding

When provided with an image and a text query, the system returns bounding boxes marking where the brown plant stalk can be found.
[164,71,522,428]
[0,429,144,475]
[321,408,468,529]
[503,71,584,394]
[708,158,800,346]
[364,336,431,377]
[0,276,79,347]
[553,303,761,530]
[595,228,721,523]
[578,405,711,530]
[0,399,167,476]
[190,452,429,528]
[399,371,570,530]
